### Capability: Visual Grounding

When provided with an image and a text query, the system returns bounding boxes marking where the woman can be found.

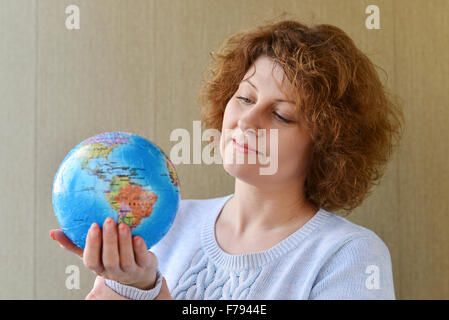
[50,20,404,299]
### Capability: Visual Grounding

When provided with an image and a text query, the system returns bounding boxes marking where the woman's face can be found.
[219,55,313,188]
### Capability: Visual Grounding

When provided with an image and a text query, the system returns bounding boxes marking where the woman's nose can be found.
[237,118,265,138]
[237,107,265,137]
[237,119,255,136]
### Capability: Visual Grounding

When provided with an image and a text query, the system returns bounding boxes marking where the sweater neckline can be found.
[201,193,332,270]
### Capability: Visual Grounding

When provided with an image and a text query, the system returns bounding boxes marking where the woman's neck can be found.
[220,179,318,237]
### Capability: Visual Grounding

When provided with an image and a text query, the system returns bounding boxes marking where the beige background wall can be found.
[1,0,448,299]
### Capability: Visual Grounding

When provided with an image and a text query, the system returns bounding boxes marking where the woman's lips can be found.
[233,138,259,155]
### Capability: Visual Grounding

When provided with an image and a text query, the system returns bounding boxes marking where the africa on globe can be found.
[52,131,181,249]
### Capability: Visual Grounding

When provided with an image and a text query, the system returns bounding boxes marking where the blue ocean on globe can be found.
[52,132,181,249]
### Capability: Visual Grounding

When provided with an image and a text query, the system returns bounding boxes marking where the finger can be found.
[83,223,104,274]
[102,217,121,275]
[118,223,135,272]
[133,236,157,269]
[50,229,83,259]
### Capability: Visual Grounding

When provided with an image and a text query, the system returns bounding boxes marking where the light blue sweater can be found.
[106,193,395,300]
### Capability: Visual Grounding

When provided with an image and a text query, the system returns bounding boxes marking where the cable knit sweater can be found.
[106,193,395,299]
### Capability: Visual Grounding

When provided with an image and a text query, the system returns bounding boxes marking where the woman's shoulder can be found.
[150,194,232,253]
[312,208,393,263]
[179,194,231,212]
[172,193,232,227]
[307,209,395,299]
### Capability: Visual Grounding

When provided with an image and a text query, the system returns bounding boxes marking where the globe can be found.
[52,131,181,249]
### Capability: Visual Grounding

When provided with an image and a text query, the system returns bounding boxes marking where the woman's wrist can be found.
[132,270,157,290]
[104,270,163,300]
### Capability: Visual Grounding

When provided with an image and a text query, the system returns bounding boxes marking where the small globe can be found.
[52,132,181,249]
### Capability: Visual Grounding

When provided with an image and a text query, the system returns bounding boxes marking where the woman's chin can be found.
[222,161,262,180]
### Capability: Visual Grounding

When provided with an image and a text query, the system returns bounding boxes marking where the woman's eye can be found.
[273,112,292,123]
[236,96,252,104]
[237,96,293,123]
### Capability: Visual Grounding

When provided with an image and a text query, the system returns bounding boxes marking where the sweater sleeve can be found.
[104,269,163,300]
[308,235,396,300]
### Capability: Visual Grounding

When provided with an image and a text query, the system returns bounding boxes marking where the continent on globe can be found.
[75,134,130,171]
[166,158,180,187]
[105,175,158,229]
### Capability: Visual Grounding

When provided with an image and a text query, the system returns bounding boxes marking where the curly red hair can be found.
[197,19,404,215]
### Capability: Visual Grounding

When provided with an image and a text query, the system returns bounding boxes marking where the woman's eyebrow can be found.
[243,79,295,105]
[275,98,295,105]
[244,79,259,92]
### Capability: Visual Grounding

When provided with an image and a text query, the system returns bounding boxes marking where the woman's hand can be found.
[50,217,158,290]
[85,276,130,300]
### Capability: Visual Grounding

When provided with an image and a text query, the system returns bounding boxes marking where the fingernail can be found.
[133,236,141,246]
[119,223,127,234]
[90,223,99,235]
[49,230,55,240]
[106,217,114,225]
